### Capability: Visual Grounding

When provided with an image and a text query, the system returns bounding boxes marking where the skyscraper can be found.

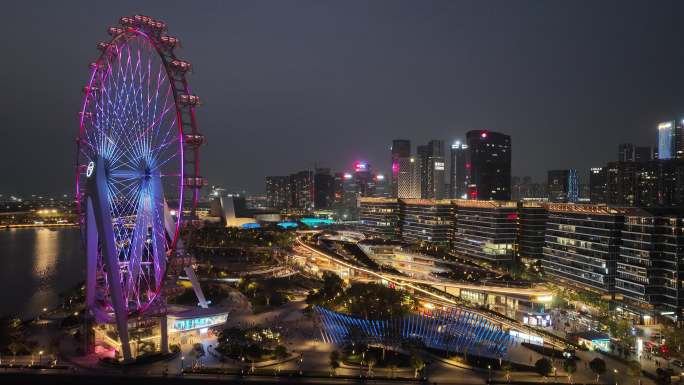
[289,170,314,210]
[547,169,579,203]
[313,168,335,209]
[449,141,468,199]
[589,167,607,204]
[265,176,290,209]
[618,143,634,162]
[658,120,684,160]
[390,140,411,198]
[634,146,653,162]
[417,140,446,199]
[465,130,512,201]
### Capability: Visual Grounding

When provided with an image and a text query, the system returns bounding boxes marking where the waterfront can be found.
[0,227,84,319]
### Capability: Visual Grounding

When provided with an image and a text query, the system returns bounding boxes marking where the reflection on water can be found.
[0,227,84,319]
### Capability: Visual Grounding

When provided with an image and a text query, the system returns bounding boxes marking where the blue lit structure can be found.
[314,306,512,357]
[300,218,335,227]
[242,223,261,229]
[277,221,298,229]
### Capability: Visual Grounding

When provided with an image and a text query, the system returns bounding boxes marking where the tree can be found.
[274,345,288,360]
[563,359,577,384]
[589,357,606,383]
[410,352,425,379]
[329,351,340,375]
[245,343,263,372]
[535,358,553,377]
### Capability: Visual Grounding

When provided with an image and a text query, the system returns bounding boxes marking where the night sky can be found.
[3,1,684,196]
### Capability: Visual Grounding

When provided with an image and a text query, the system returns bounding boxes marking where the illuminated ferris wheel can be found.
[76,15,204,361]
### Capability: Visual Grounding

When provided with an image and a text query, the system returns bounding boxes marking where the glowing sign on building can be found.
[168,314,228,332]
[434,162,445,171]
[354,161,368,172]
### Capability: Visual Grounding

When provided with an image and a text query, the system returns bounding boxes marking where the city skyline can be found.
[4,1,684,195]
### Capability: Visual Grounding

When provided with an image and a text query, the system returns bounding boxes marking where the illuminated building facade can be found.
[400,199,454,245]
[357,197,401,239]
[449,141,469,199]
[605,160,684,207]
[452,199,518,264]
[391,139,411,198]
[417,140,446,199]
[616,209,684,324]
[465,130,511,201]
[542,204,624,296]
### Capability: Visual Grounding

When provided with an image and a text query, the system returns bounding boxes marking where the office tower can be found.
[542,204,624,297]
[417,140,446,199]
[265,176,290,209]
[658,120,684,160]
[547,169,578,203]
[313,168,335,209]
[391,140,411,198]
[398,157,419,198]
[465,130,512,201]
[589,167,607,204]
[449,141,468,199]
[605,159,684,207]
[289,170,314,210]
[634,146,653,162]
[618,143,634,162]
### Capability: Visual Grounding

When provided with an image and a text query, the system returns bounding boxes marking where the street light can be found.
[614,368,618,385]
[488,364,492,383]
[38,351,43,365]
[180,356,185,372]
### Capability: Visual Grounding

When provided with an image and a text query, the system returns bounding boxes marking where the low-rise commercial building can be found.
[357,198,401,240]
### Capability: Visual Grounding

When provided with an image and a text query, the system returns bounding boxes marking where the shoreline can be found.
[1,223,78,229]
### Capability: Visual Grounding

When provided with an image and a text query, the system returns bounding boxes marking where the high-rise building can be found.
[417,140,446,199]
[449,141,468,199]
[391,140,411,198]
[358,197,401,240]
[634,146,653,162]
[398,157,420,198]
[465,130,512,201]
[658,120,684,160]
[605,159,684,207]
[618,143,634,162]
[589,167,607,204]
[265,176,290,209]
[547,169,579,203]
[289,170,314,211]
[314,168,335,209]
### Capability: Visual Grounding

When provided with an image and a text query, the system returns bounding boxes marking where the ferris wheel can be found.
[76,15,204,361]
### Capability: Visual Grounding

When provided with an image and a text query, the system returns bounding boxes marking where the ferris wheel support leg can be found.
[162,200,208,309]
[85,199,98,309]
[89,158,132,362]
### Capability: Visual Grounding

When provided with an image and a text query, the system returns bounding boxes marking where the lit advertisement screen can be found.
[169,314,229,332]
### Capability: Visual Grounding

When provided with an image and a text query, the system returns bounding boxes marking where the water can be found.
[0,227,84,319]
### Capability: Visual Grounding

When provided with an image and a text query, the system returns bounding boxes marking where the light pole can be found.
[488,364,492,383]
[614,368,618,385]
[180,356,185,372]
[553,366,557,380]
[38,351,43,366]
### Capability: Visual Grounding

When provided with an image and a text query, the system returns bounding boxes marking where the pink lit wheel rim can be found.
[76,16,200,317]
